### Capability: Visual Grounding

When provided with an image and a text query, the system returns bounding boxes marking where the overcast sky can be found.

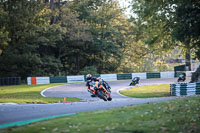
[118,0,132,16]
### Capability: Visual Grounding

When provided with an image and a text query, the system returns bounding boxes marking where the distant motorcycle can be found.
[88,79,112,101]
[129,77,140,86]
[177,73,186,82]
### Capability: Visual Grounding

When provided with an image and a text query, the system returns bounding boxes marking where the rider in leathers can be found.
[86,74,99,94]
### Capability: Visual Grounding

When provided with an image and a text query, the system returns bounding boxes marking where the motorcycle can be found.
[129,77,140,86]
[177,73,186,82]
[88,79,112,101]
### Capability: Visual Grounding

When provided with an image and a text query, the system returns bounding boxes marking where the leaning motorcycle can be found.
[88,79,112,101]
[177,73,186,82]
[129,77,140,86]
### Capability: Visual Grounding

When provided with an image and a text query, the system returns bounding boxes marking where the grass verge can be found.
[0,83,81,103]
[120,84,170,98]
[1,96,200,133]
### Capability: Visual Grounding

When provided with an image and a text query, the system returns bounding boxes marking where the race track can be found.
[0,78,190,125]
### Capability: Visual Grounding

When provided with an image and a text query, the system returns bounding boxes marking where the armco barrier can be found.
[27,77,50,85]
[27,77,31,85]
[147,72,160,79]
[132,73,146,79]
[67,75,84,83]
[170,82,200,96]
[50,76,67,83]
[36,77,50,85]
[27,77,37,85]
[27,71,194,85]
[117,73,132,80]
[100,74,117,81]
[186,71,193,77]
[160,72,174,78]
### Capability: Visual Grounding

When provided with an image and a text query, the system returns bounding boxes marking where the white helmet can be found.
[86,74,92,80]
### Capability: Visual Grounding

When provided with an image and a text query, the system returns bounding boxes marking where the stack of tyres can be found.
[170,82,200,96]
[196,82,200,95]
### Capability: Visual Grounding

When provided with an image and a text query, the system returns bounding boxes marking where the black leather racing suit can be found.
[86,77,99,90]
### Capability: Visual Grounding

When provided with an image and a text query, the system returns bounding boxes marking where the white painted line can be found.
[117,86,133,98]
[40,87,52,97]
[40,84,69,97]
[0,103,18,105]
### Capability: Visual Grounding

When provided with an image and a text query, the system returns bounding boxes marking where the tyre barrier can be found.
[27,71,194,85]
[170,82,200,96]
[67,75,85,83]
[50,76,67,83]
[27,77,50,85]
[117,73,132,80]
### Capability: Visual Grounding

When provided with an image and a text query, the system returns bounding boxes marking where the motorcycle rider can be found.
[86,74,112,100]
[86,74,99,94]
[177,73,186,82]
[129,77,140,86]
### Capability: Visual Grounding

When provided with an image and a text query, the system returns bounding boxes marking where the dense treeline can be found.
[0,0,134,79]
[0,0,199,79]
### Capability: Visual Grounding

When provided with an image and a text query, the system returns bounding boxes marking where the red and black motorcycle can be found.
[88,79,112,101]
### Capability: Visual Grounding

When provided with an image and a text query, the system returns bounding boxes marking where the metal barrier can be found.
[50,76,67,83]
[146,72,160,79]
[27,71,194,85]
[117,73,132,80]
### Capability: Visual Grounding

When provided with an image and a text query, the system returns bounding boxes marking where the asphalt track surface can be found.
[0,78,190,125]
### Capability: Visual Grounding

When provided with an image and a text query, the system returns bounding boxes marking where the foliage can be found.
[130,0,200,71]
[69,0,128,74]
[79,65,98,75]
[58,6,93,75]
[0,4,10,54]
[0,0,63,78]
[1,0,146,78]
[1,0,194,78]
[173,0,200,59]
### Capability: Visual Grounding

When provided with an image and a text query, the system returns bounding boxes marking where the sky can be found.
[118,0,132,17]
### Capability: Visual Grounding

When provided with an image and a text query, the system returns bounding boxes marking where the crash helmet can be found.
[86,74,92,80]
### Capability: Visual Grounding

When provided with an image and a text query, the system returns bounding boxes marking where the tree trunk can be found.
[50,0,54,10]
[76,54,80,74]
[49,0,59,24]
[185,47,191,71]
[185,37,191,71]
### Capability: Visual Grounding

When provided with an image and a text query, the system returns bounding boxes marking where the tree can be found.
[0,0,64,78]
[173,0,200,69]
[69,0,129,73]
[0,3,10,54]
[58,6,93,74]
[130,0,200,71]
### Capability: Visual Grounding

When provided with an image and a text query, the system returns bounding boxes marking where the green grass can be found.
[1,96,200,133]
[120,84,170,98]
[0,84,81,103]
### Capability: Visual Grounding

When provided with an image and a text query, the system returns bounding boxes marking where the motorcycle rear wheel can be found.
[97,91,107,101]
[107,97,112,101]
